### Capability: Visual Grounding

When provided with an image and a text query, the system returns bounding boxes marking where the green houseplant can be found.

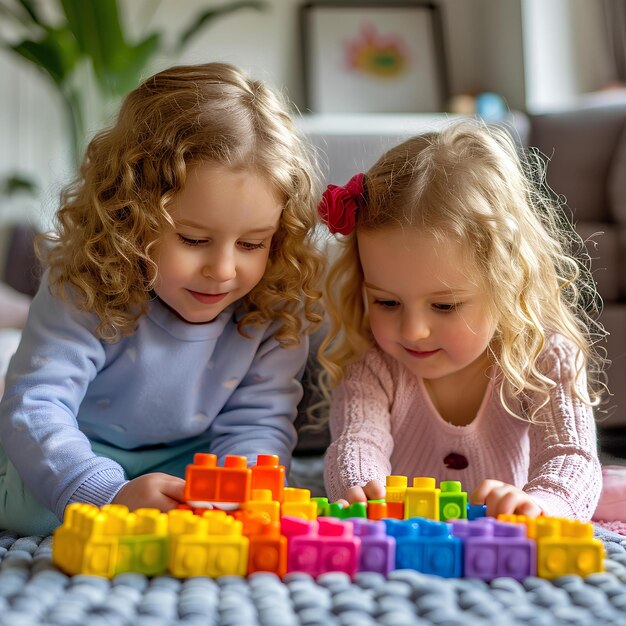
[0,0,265,169]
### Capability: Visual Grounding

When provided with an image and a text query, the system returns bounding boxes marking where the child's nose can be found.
[202,248,236,282]
[400,313,430,342]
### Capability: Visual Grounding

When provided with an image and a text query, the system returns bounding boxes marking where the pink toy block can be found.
[286,517,361,577]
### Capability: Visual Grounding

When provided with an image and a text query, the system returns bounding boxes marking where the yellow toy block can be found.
[385,475,408,502]
[114,508,169,576]
[53,503,120,577]
[243,489,281,524]
[280,487,318,520]
[168,509,249,578]
[404,477,440,520]
[536,517,604,579]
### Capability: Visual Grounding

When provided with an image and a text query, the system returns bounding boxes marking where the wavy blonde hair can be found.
[42,62,324,345]
[320,120,607,422]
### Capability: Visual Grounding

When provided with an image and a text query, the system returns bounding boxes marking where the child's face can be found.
[358,227,497,383]
[152,162,283,324]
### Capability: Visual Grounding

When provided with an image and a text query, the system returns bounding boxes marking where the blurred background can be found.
[1,0,626,449]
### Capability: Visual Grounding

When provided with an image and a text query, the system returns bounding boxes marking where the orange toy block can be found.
[248,521,288,576]
[367,501,388,521]
[251,454,285,503]
[184,453,251,508]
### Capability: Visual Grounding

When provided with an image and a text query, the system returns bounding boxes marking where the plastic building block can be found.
[243,488,280,523]
[439,481,467,521]
[535,517,604,579]
[327,501,367,519]
[112,507,169,576]
[385,476,407,519]
[287,517,361,577]
[351,518,396,575]
[168,510,249,578]
[183,453,251,509]
[53,503,119,577]
[281,487,318,520]
[367,500,388,521]
[311,497,330,517]
[456,518,536,581]
[467,504,487,520]
[247,521,288,577]
[251,454,285,503]
[405,477,440,520]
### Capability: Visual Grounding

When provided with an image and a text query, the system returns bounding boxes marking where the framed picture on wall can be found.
[300,1,448,114]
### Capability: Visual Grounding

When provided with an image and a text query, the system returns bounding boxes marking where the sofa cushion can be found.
[529,104,626,222]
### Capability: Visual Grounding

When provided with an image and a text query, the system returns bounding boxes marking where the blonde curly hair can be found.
[320,120,607,422]
[43,62,324,345]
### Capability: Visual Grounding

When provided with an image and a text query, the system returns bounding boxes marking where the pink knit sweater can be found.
[324,334,602,520]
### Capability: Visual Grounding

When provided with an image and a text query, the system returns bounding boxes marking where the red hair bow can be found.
[318,173,365,235]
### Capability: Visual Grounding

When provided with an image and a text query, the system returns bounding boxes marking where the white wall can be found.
[0,0,617,229]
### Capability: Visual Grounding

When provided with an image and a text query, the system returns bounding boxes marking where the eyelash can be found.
[373,299,461,312]
[177,234,266,250]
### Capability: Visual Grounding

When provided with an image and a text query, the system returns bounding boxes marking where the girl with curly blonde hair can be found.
[319,120,605,520]
[0,62,324,535]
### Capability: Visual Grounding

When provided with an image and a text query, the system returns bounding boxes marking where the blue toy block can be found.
[467,504,487,520]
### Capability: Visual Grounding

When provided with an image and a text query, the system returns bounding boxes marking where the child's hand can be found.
[471,479,542,517]
[337,480,386,506]
[112,472,186,512]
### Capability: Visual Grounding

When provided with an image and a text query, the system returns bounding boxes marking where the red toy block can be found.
[184,453,251,507]
[251,454,285,503]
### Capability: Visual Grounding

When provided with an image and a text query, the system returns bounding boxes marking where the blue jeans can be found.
[0,437,208,536]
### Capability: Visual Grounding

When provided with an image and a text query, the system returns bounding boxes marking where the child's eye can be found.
[433,302,460,312]
[238,241,266,251]
[178,234,207,246]
[374,299,400,309]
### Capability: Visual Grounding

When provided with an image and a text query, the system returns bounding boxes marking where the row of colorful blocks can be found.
[52,503,604,582]
[184,453,482,522]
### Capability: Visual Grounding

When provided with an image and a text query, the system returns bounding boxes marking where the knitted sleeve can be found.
[324,349,395,502]
[523,334,602,520]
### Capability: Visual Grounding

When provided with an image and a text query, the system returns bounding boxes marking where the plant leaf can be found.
[10,26,80,85]
[177,1,266,52]
[1,174,38,197]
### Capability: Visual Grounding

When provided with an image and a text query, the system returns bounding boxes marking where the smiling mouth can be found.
[188,290,228,304]
[404,347,441,359]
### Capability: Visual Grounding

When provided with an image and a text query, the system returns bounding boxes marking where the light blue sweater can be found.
[0,273,306,521]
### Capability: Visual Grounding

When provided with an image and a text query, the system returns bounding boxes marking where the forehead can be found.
[357,227,481,293]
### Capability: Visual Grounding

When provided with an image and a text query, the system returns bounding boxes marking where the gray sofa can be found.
[528,102,626,432]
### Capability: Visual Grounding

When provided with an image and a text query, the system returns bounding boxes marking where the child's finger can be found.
[160,476,186,502]
[516,498,542,518]
[470,479,505,505]
[345,485,367,503]
[363,480,386,500]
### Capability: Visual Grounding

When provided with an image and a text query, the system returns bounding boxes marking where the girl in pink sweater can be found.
[318,121,605,520]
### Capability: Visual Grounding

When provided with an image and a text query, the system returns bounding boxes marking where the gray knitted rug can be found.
[0,526,624,626]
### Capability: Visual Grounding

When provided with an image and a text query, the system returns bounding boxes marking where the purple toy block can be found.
[287,517,361,577]
[463,518,536,581]
[351,518,396,576]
